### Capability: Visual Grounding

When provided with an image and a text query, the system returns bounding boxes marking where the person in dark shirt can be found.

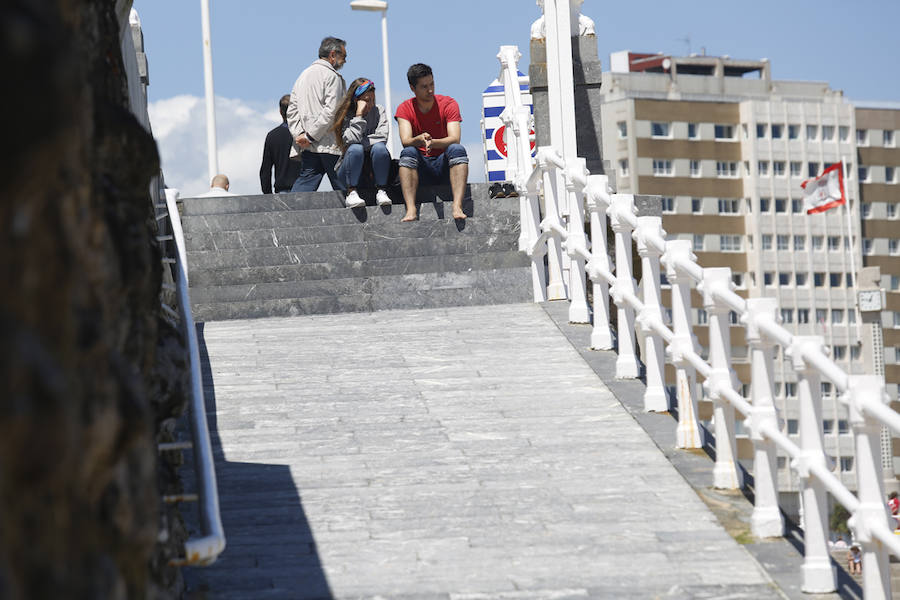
[260,95,302,194]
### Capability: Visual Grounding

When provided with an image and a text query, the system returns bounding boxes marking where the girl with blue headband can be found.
[331,77,391,208]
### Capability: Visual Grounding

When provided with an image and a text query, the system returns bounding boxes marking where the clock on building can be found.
[858,289,883,312]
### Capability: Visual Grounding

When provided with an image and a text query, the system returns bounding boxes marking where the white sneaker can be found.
[375,189,392,206]
[345,190,365,208]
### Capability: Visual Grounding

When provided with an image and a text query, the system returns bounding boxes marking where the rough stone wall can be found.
[0,1,188,598]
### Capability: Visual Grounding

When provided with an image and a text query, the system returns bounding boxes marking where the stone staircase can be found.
[180,183,533,321]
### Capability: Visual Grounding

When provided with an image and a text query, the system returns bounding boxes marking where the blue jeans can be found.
[398,143,468,185]
[336,142,390,189]
[290,151,343,192]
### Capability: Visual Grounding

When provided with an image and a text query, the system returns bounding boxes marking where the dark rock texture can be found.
[0,1,187,598]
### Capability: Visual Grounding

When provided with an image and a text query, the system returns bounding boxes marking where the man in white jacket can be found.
[287,37,348,192]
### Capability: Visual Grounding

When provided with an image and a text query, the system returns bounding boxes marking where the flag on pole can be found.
[801,163,845,214]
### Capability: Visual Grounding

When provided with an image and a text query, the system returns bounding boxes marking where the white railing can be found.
[160,188,226,566]
[497,13,898,596]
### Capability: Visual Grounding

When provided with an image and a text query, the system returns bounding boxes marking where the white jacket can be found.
[287,59,346,158]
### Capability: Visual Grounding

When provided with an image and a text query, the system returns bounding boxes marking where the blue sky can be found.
[134,0,900,196]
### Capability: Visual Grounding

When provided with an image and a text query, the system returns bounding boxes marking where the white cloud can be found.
[149,95,280,197]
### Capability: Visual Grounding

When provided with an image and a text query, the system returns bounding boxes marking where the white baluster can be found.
[845,376,892,599]
[663,240,702,448]
[700,267,742,490]
[538,148,567,300]
[744,298,785,538]
[586,175,612,350]
[566,158,590,323]
[610,194,639,379]
[635,215,667,412]
[788,336,836,593]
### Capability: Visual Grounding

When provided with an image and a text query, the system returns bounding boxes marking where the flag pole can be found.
[842,156,862,343]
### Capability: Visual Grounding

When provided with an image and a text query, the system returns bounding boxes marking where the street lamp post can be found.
[349,0,394,156]
[199,0,219,181]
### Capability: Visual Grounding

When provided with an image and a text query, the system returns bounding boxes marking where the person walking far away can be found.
[847,543,862,575]
[395,63,468,222]
[260,94,303,194]
[287,36,348,192]
[332,78,391,208]
[197,174,237,197]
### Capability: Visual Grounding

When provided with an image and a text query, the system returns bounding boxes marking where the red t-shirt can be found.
[395,94,461,157]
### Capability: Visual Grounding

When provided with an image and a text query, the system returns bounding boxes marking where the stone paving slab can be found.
[185,303,784,599]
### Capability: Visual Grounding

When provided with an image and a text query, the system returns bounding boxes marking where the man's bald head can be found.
[211,174,230,190]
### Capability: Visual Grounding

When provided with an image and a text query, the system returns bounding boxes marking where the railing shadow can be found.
[183,323,332,599]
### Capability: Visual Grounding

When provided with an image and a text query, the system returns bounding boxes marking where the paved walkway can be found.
[186,303,784,599]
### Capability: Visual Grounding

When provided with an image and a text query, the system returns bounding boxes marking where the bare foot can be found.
[451,203,467,220]
[401,211,418,222]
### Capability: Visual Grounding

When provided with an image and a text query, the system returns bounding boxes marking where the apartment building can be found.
[599,50,900,496]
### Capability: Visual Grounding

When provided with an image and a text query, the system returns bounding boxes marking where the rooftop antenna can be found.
[678,34,691,56]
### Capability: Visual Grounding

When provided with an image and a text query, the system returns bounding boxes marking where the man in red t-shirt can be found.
[395,63,469,222]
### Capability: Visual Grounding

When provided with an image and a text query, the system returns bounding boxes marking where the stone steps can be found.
[181,184,532,320]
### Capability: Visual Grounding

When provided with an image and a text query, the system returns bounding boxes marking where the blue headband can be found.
[354,80,374,98]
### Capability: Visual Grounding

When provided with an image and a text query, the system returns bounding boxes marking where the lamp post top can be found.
[350,0,387,11]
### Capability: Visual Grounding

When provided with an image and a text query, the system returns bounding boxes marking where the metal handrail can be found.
[163,188,225,566]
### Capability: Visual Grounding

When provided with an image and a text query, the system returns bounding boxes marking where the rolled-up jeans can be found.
[337,142,390,189]
[398,143,468,185]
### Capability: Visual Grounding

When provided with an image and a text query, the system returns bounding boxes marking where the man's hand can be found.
[295,133,312,149]
[419,132,433,154]
[355,99,369,118]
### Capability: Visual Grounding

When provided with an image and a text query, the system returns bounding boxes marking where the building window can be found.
[863,238,873,255]
[833,343,847,358]
[618,159,629,177]
[697,308,708,325]
[651,122,671,138]
[840,457,854,472]
[808,162,819,178]
[764,272,776,286]
[807,236,822,252]
[780,308,794,323]
[732,273,744,288]
[716,161,738,178]
[846,272,853,286]
[892,275,900,291]
[796,273,808,286]
[838,420,850,434]
[714,124,735,140]
[729,311,739,325]
[661,197,674,213]
[653,159,673,176]
[891,239,900,255]
[830,272,842,287]
[798,308,810,323]
[816,309,827,324]
[828,235,841,251]
[886,130,896,147]
[895,311,900,328]
[857,129,868,145]
[777,234,789,250]
[788,124,800,139]
[757,160,769,176]
[789,161,802,177]
[775,198,787,213]
[791,199,803,214]
[762,234,772,250]
[718,198,739,213]
[756,123,767,138]
[859,166,869,182]
[778,273,791,286]
[690,160,701,177]
[814,273,825,287]
[759,197,771,212]
[862,203,872,219]
[888,204,897,219]
[693,234,704,251]
[771,124,784,139]
[822,125,834,140]
[832,309,844,324]
[793,235,806,251]
[720,235,742,252]
[822,419,834,434]
[691,197,702,213]
[850,345,861,361]
[887,167,896,184]
[773,161,785,177]
[806,125,818,140]
[617,121,627,138]
[785,383,797,397]
[688,122,698,139]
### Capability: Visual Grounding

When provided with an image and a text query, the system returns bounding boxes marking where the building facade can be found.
[599,50,900,495]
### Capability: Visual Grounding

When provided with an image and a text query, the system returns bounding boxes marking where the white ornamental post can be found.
[610,194,639,379]
[789,336,836,593]
[663,240,702,448]
[744,298,784,538]
[565,158,590,323]
[845,375,892,599]
[700,267,742,489]
[586,175,612,350]
[635,215,667,412]
[537,148,567,300]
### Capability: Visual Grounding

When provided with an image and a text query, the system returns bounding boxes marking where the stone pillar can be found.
[529,24,604,175]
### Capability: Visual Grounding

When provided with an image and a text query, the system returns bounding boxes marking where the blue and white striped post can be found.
[481,72,534,184]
